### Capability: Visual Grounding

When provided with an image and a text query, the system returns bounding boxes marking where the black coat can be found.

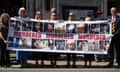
[108,15,120,38]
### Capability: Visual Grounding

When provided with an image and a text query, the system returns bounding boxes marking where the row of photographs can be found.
[8,37,110,51]
[9,20,110,34]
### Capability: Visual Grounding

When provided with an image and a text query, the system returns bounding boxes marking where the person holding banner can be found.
[50,12,57,20]
[16,7,30,67]
[107,7,120,68]
[94,10,108,62]
[66,12,76,67]
[84,16,94,67]
[35,11,43,20]
[49,12,58,67]
[32,11,45,66]
[0,13,10,67]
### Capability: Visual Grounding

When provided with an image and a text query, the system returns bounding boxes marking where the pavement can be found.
[0,52,119,68]
[0,52,120,72]
[9,53,110,68]
[0,68,120,72]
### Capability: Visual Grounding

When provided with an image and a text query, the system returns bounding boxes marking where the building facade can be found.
[0,0,120,19]
[26,0,107,19]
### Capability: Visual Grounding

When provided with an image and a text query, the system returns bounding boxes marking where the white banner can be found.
[7,17,112,54]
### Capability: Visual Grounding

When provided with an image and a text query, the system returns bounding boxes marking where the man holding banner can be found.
[66,12,76,67]
[107,7,120,68]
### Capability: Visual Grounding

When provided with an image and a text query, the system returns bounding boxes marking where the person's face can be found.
[20,10,26,17]
[67,41,75,49]
[2,15,9,25]
[23,40,27,46]
[34,40,40,47]
[103,26,108,31]
[48,24,53,30]
[111,7,117,15]
[68,43,74,48]
[85,17,92,21]
[68,15,75,21]
[50,15,57,20]
[35,23,40,30]
[35,13,43,19]
[77,24,85,33]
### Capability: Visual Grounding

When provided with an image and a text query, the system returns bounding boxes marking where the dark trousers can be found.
[67,54,76,66]
[0,39,10,66]
[109,37,120,65]
[50,53,60,65]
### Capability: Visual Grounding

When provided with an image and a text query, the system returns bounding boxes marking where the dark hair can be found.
[80,17,85,21]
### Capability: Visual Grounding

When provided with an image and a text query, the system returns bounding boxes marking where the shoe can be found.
[117,65,120,68]
[66,64,70,67]
[21,64,26,68]
[6,64,11,67]
[72,65,76,68]
[105,63,113,68]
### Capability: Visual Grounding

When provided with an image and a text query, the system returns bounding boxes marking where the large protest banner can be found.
[7,17,112,54]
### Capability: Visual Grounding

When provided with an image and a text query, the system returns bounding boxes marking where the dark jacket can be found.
[108,15,120,38]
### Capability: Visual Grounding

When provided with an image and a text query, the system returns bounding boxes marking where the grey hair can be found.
[18,7,26,15]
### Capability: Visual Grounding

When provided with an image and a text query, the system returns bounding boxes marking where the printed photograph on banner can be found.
[33,22,43,32]
[88,40,99,51]
[89,24,100,34]
[22,21,32,31]
[55,40,66,50]
[9,20,16,36]
[44,23,54,33]
[99,40,106,51]
[18,38,32,49]
[66,24,76,33]
[76,23,88,33]
[55,23,66,33]
[66,40,76,51]
[100,23,110,34]
[32,39,54,50]
[14,21,21,31]
[8,37,19,48]
[77,40,88,51]
[32,39,42,49]
[105,40,110,50]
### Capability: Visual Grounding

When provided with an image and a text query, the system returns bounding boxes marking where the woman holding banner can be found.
[16,7,30,67]
[0,13,10,67]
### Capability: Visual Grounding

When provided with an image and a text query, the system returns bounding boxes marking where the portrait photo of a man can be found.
[44,23,54,33]
[33,22,43,32]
